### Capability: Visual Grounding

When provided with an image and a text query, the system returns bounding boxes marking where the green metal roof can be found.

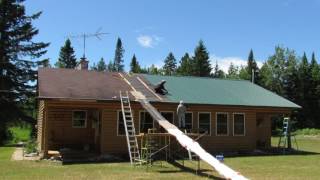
[142,74,301,109]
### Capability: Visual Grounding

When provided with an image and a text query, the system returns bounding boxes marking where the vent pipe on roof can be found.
[76,57,89,70]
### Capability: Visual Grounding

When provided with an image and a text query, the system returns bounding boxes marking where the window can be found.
[72,111,87,128]
[117,111,125,135]
[198,112,211,135]
[216,112,228,135]
[185,112,193,130]
[140,111,153,133]
[233,113,245,136]
[160,112,174,124]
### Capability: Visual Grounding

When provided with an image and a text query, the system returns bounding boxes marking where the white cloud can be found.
[210,55,263,73]
[137,35,163,48]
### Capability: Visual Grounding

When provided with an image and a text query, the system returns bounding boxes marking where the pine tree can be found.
[192,40,212,77]
[55,39,77,68]
[310,52,320,127]
[212,61,225,78]
[130,54,141,73]
[92,58,106,72]
[113,38,125,72]
[163,52,177,75]
[227,63,239,79]
[177,53,193,76]
[0,0,49,142]
[247,49,259,82]
[148,64,159,75]
[107,60,116,72]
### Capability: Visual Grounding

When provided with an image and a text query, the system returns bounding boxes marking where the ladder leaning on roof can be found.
[120,91,141,165]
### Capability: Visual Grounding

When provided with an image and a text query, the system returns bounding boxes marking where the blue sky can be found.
[26,0,320,72]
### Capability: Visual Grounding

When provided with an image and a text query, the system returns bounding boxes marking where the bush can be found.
[294,128,320,136]
[25,139,37,154]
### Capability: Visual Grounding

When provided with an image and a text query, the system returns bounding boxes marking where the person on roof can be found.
[154,80,168,95]
[177,100,187,129]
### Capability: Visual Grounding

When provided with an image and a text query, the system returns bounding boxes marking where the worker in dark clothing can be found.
[154,80,168,95]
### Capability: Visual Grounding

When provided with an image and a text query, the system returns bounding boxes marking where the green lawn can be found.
[1,136,320,179]
[7,125,32,144]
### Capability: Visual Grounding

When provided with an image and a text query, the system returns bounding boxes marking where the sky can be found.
[25,0,320,72]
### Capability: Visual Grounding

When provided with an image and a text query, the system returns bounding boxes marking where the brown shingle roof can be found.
[38,68,132,100]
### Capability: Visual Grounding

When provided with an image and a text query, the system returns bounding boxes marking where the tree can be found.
[177,53,193,76]
[309,52,320,127]
[227,63,239,79]
[113,38,125,72]
[107,60,116,72]
[212,61,225,78]
[192,40,212,77]
[163,52,177,75]
[148,64,159,75]
[0,0,49,143]
[247,49,258,81]
[130,54,141,73]
[91,58,106,72]
[55,39,77,68]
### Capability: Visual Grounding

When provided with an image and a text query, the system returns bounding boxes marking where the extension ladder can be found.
[120,91,141,164]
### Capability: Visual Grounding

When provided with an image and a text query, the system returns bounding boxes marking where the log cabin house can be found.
[36,64,300,159]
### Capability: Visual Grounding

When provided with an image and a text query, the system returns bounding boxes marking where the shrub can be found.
[25,139,37,154]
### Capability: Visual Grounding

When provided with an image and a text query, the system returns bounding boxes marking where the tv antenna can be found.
[67,27,109,59]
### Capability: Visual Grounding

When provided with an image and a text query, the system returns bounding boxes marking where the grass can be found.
[1,136,320,179]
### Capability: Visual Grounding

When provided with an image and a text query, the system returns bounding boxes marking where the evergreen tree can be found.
[212,61,225,78]
[177,53,193,76]
[298,52,313,127]
[310,52,320,127]
[55,39,77,68]
[192,40,212,77]
[148,64,159,75]
[92,58,106,72]
[163,52,177,75]
[0,0,49,143]
[130,54,141,73]
[113,38,125,72]
[227,63,239,79]
[247,49,258,80]
[107,60,116,72]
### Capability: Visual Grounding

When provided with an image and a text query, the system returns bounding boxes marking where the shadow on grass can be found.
[157,160,224,180]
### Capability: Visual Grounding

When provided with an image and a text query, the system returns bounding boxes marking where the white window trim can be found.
[198,112,211,136]
[72,110,87,128]
[233,113,246,136]
[185,111,193,130]
[139,110,154,133]
[117,110,137,136]
[216,112,229,136]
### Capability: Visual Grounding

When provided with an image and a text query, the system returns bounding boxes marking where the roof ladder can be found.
[120,91,141,165]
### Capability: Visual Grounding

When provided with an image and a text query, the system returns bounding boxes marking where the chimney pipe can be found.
[76,57,89,70]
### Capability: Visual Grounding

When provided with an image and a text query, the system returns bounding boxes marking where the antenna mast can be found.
[68,28,108,59]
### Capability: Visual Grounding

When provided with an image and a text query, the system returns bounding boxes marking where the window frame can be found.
[139,110,154,133]
[185,112,193,130]
[198,112,211,136]
[72,110,87,128]
[233,113,246,136]
[160,111,175,124]
[215,112,229,136]
[117,110,138,136]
